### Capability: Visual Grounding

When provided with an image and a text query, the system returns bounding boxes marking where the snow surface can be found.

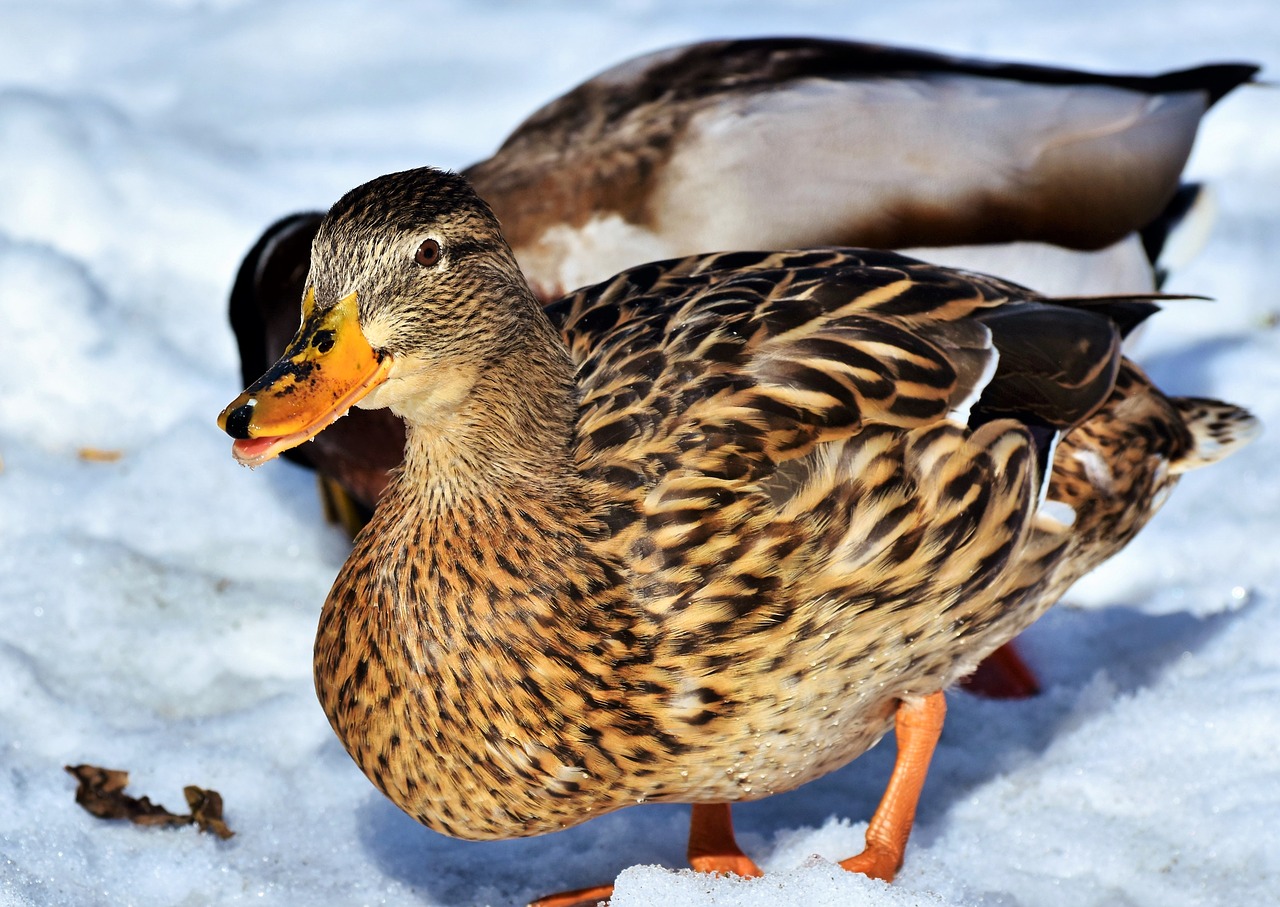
[1,2,1278,905]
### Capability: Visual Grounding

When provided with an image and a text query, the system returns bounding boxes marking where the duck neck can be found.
[398,301,581,513]
[359,298,613,641]
[329,318,634,693]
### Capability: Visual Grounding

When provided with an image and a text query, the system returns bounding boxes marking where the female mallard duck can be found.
[218,167,1256,906]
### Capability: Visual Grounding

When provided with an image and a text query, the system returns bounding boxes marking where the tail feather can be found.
[1169,397,1261,474]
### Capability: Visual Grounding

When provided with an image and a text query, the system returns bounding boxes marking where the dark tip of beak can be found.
[222,402,255,439]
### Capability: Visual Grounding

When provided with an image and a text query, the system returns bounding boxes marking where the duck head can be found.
[218,167,537,466]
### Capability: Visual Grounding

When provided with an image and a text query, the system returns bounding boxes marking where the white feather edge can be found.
[947,328,999,426]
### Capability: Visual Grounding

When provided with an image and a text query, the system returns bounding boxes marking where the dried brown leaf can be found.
[184,785,235,840]
[65,764,234,839]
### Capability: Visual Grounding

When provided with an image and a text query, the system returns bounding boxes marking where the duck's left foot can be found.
[960,641,1041,699]
[687,803,764,878]
[839,691,946,881]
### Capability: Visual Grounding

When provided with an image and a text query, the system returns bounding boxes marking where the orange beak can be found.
[217,289,392,467]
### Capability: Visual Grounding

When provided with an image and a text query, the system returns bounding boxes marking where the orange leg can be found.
[960,640,1041,699]
[840,691,946,881]
[687,803,764,877]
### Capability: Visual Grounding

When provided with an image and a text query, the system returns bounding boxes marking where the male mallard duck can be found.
[218,167,1257,906]
[228,38,1255,700]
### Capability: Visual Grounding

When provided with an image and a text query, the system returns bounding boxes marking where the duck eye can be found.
[415,238,441,267]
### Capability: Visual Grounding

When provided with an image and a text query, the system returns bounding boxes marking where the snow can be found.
[1,2,1277,906]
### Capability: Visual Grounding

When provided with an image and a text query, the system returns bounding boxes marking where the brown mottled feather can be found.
[302,169,1257,842]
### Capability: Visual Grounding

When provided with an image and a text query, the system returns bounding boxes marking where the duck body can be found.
[215,169,1261,844]
[315,338,1172,841]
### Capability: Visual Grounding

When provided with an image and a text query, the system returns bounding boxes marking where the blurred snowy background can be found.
[0,1,1277,905]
